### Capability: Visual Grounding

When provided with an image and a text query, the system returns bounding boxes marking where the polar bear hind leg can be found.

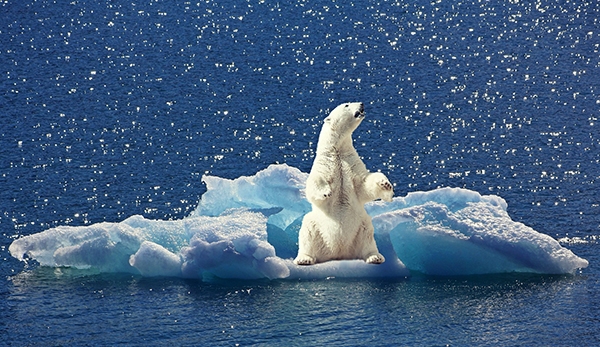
[355,221,386,264]
[294,214,320,265]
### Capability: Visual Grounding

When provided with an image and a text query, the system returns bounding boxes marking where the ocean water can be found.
[1,0,599,345]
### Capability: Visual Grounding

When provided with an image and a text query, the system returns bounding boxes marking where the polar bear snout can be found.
[354,103,365,119]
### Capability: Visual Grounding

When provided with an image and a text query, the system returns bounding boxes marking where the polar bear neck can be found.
[315,129,355,156]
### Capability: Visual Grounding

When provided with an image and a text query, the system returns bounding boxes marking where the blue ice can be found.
[9,164,588,280]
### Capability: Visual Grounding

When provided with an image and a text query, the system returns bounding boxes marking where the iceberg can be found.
[9,164,588,280]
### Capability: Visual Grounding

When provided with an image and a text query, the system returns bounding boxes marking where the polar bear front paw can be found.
[321,187,332,199]
[378,179,393,192]
[365,253,385,264]
[376,176,394,202]
[311,186,331,200]
[294,254,316,266]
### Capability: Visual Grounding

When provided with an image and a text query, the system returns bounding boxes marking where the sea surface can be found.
[1,0,599,345]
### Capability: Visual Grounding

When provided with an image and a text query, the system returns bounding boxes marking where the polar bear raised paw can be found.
[378,178,393,192]
[369,172,394,202]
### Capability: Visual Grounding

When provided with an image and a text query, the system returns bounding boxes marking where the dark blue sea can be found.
[2,0,599,345]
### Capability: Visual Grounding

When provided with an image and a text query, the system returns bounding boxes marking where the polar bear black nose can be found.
[354,103,365,118]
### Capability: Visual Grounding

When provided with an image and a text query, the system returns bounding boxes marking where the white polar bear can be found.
[294,102,394,266]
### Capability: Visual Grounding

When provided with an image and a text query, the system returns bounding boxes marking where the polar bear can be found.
[294,102,394,266]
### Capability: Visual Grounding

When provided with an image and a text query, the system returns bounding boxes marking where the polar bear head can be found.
[316,102,365,152]
[324,102,365,133]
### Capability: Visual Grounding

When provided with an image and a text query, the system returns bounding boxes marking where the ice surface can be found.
[9,164,588,280]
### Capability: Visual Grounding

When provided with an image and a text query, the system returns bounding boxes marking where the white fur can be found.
[294,102,394,265]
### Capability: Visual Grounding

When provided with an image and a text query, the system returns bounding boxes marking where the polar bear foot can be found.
[365,253,385,264]
[294,254,316,266]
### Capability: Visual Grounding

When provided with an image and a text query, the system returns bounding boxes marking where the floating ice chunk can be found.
[380,201,589,275]
[181,237,289,280]
[287,259,408,279]
[9,164,588,279]
[121,215,188,253]
[180,210,290,280]
[287,238,410,279]
[129,241,182,277]
[193,163,310,230]
[366,186,507,216]
[9,222,142,273]
[9,209,291,280]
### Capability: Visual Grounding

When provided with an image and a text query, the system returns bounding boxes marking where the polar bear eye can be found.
[344,104,349,108]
